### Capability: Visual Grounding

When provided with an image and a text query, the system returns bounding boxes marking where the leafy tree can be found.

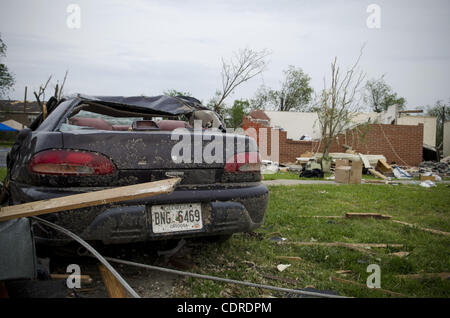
[364,76,406,112]
[0,34,15,98]
[163,89,192,97]
[251,66,313,111]
[225,99,250,128]
[426,99,450,148]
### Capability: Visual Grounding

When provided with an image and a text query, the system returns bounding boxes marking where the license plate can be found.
[151,203,203,233]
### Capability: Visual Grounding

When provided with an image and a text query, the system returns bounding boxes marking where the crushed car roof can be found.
[75,94,209,116]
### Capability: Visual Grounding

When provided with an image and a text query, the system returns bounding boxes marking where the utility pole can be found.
[23,86,27,114]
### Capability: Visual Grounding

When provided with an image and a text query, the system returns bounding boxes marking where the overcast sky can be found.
[0,0,449,110]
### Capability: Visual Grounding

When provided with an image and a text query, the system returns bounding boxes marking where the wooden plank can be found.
[345,213,392,219]
[363,179,391,184]
[299,215,344,218]
[396,273,450,280]
[0,178,181,222]
[368,168,387,179]
[376,159,392,174]
[285,242,402,248]
[51,274,93,284]
[392,220,450,236]
[330,276,407,297]
[98,264,127,298]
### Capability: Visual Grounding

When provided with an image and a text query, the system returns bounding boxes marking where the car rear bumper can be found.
[9,182,269,245]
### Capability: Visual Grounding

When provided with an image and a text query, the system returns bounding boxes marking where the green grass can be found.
[0,167,6,182]
[175,184,450,298]
[0,142,14,148]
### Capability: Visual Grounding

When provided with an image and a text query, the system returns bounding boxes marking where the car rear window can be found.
[60,110,143,131]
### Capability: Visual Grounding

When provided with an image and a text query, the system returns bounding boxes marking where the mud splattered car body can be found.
[7,95,268,245]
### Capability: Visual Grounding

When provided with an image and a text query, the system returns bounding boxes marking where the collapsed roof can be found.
[76,94,209,116]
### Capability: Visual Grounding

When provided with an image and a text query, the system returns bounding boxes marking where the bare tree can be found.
[212,48,270,115]
[57,70,69,100]
[314,47,366,160]
[33,70,69,119]
[33,75,52,118]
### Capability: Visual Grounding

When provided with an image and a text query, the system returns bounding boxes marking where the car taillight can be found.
[29,149,116,175]
[224,152,261,173]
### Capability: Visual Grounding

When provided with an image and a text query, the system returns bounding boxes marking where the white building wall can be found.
[265,111,321,140]
[397,115,437,147]
[444,121,450,158]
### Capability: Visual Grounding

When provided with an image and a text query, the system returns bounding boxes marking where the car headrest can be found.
[157,120,192,131]
[69,117,112,130]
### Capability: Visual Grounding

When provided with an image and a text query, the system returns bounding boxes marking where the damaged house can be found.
[245,105,437,166]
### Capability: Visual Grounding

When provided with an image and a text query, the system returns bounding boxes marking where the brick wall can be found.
[242,117,424,166]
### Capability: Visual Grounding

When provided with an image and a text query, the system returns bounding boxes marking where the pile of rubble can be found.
[418,161,450,176]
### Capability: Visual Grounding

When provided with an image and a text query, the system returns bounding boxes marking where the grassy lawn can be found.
[175,183,450,298]
[0,167,6,182]
[0,142,14,148]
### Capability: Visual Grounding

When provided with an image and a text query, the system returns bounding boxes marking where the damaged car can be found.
[5,94,269,245]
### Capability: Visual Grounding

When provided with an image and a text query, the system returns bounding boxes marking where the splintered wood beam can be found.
[284,242,403,248]
[345,213,392,219]
[368,168,387,179]
[392,220,450,236]
[330,276,407,297]
[396,273,450,280]
[50,274,93,284]
[0,178,181,222]
[98,264,127,298]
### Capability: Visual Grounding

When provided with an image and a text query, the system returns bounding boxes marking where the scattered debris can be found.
[392,220,450,236]
[299,160,324,178]
[261,160,279,174]
[388,252,410,258]
[359,153,372,169]
[298,215,343,218]
[330,276,407,297]
[288,242,402,248]
[368,168,387,180]
[285,241,402,249]
[276,264,291,272]
[105,256,346,298]
[376,159,393,175]
[363,179,392,185]
[419,180,436,188]
[276,256,302,262]
[419,160,450,176]
[335,270,352,274]
[315,153,386,168]
[345,213,392,219]
[396,273,450,280]
[269,237,287,242]
[392,167,412,179]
